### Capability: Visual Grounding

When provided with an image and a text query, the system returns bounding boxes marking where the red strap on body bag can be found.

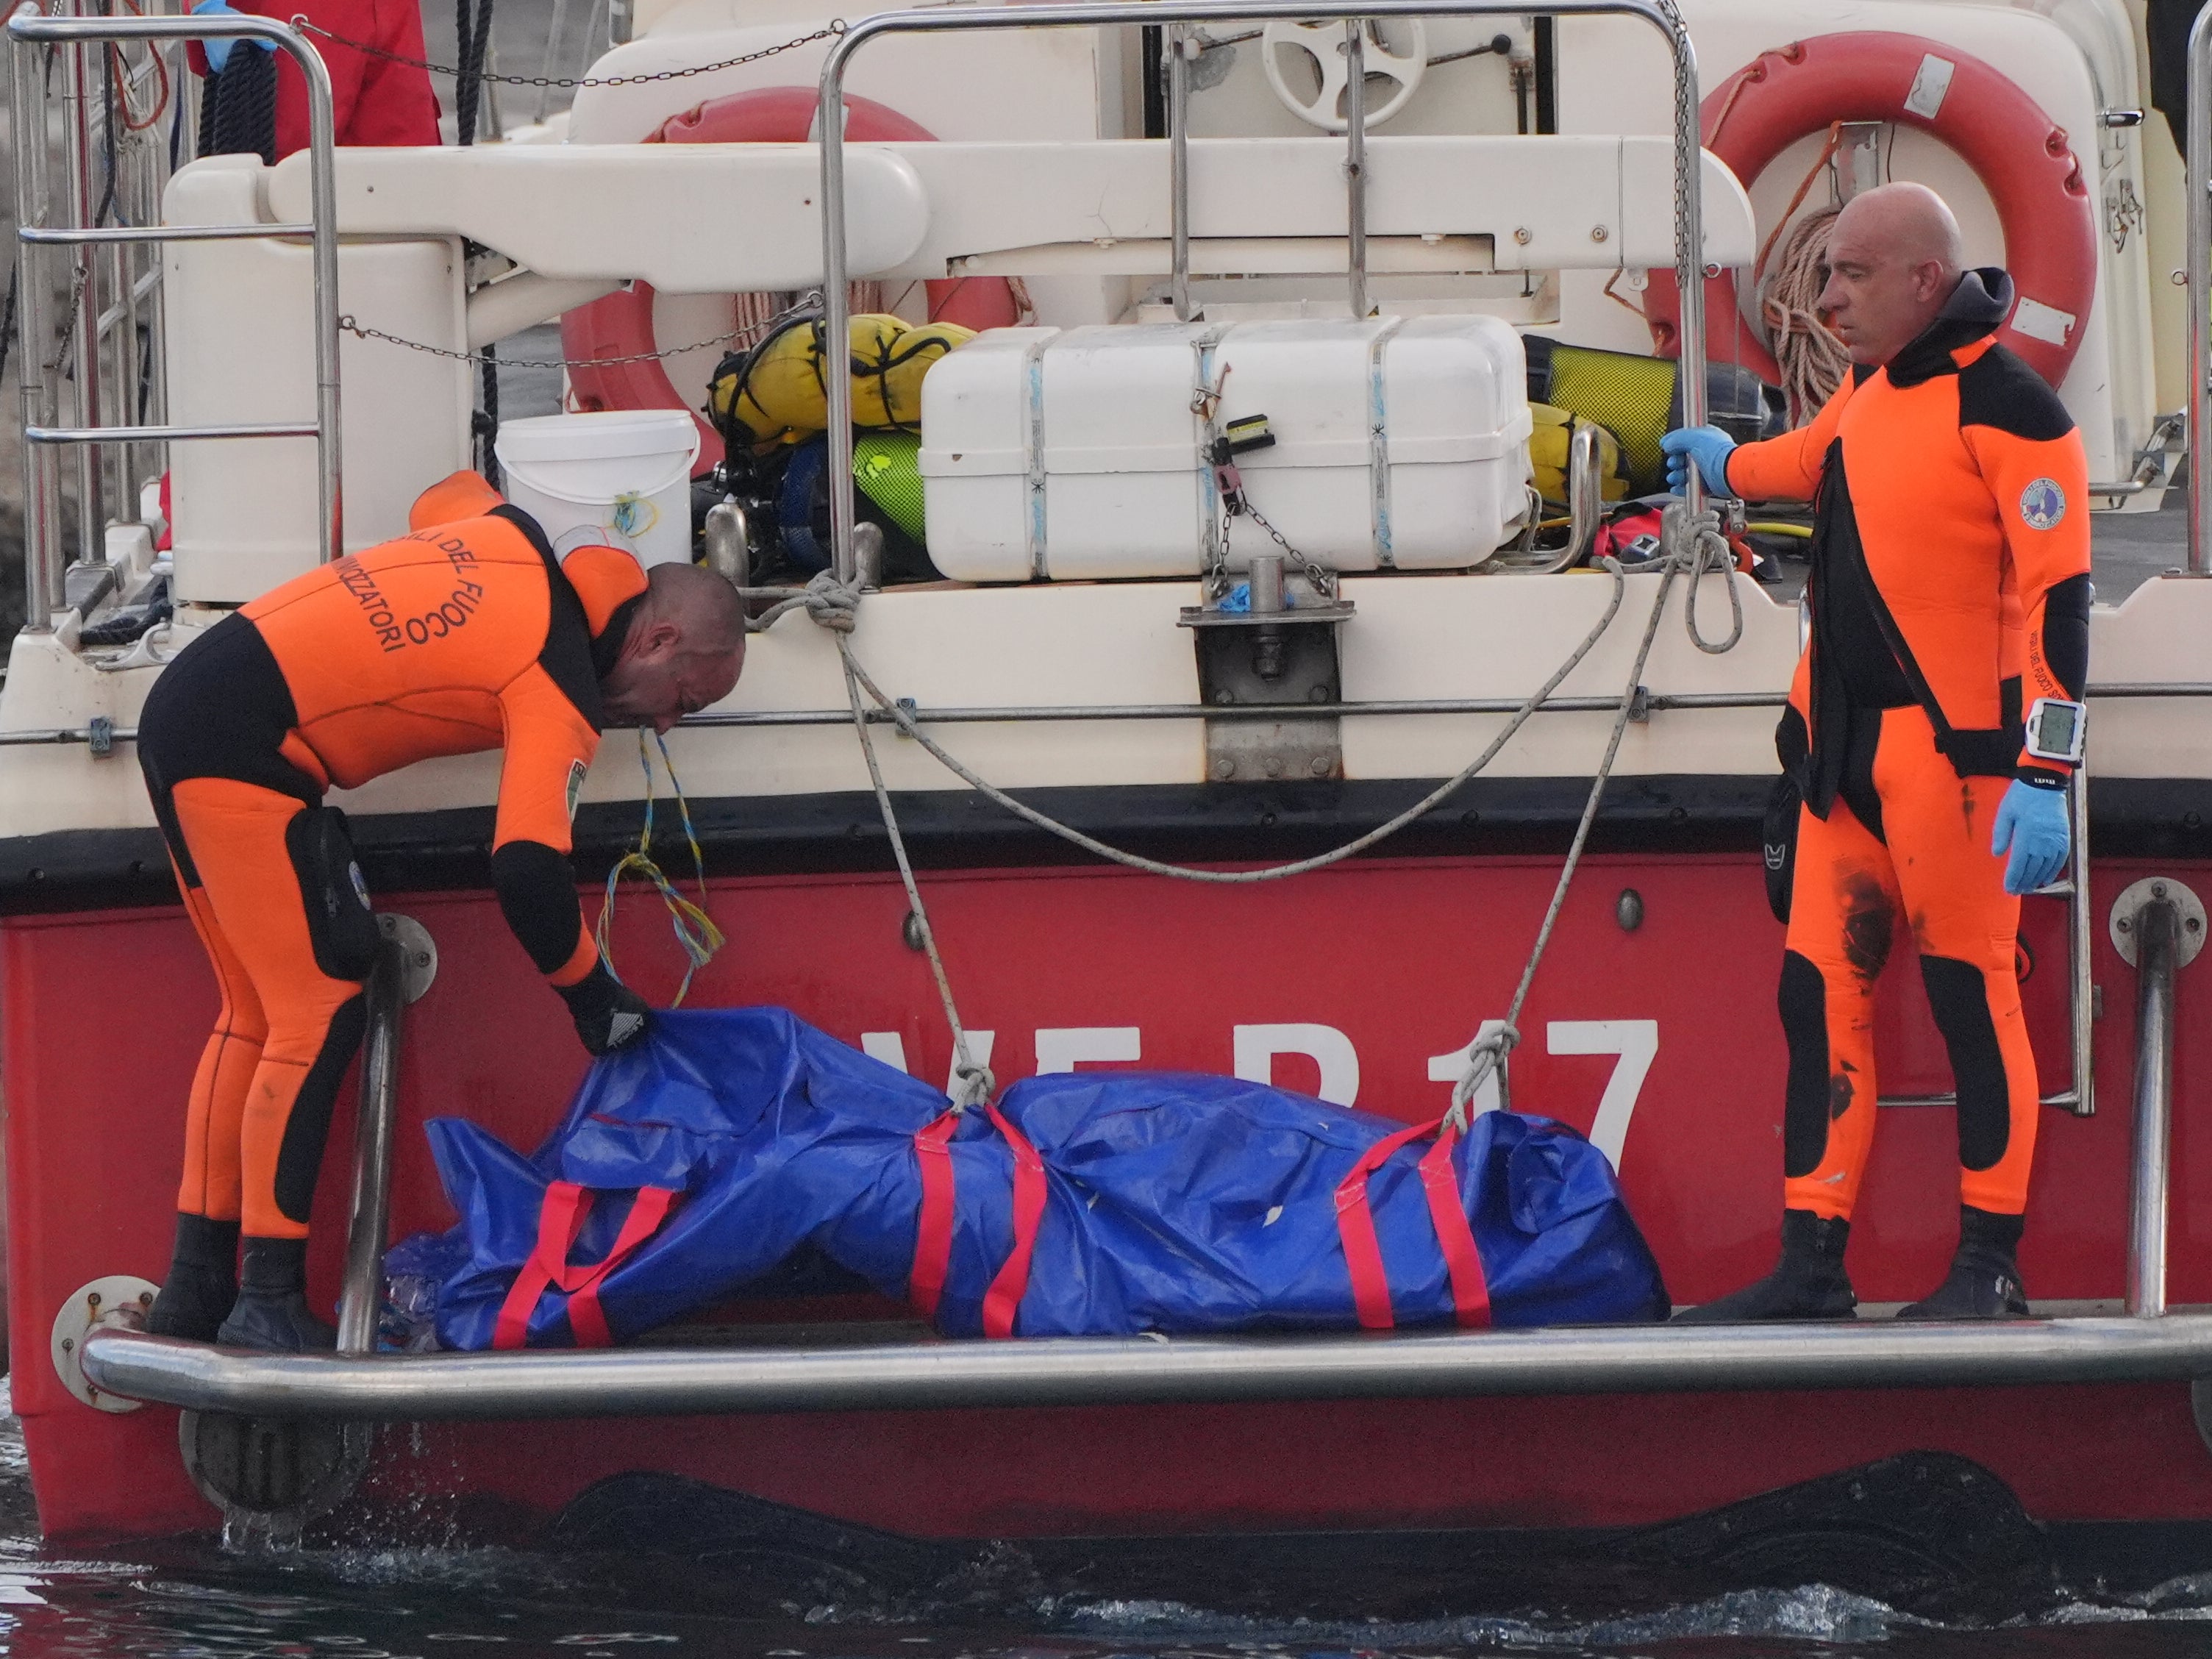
[493,1180,679,1349]
[907,1103,1047,1338]
[1333,1116,1491,1331]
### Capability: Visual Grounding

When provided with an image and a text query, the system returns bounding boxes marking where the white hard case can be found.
[918,317,1533,582]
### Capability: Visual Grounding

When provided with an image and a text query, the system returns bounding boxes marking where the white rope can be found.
[831,567,1629,886]
[830,588,993,1111]
[1761,204,1852,429]
[1449,509,1723,1123]
[803,523,1742,1111]
[1673,498,1744,656]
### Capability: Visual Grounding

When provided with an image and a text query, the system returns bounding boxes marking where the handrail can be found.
[816,0,1710,588]
[335,939,405,1355]
[76,1311,2212,1420]
[2191,1,2212,574]
[11,679,2212,749]
[2127,896,2180,1317]
[6,2,344,641]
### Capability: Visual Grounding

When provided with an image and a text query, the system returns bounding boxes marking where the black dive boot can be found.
[1896,1207,2030,1320]
[215,1238,337,1352]
[1671,1210,1856,1322]
[146,1214,240,1341]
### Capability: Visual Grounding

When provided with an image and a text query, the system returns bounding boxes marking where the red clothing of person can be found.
[190,0,439,156]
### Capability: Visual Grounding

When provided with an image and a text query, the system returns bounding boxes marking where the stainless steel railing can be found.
[2127,892,2180,1317]
[814,0,1713,588]
[76,1305,2212,1421]
[7,2,343,635]
[2191,2,2212,574]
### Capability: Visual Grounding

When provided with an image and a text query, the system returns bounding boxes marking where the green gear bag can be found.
[854,431,927,545]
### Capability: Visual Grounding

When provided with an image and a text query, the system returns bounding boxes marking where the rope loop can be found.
[1446,1025,1520,1127]
[1663,498,1744,655]
[596,731,726,1005]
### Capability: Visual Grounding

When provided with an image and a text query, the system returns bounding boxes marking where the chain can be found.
[1241,502,1339,600]
[337,293,817,370]
[288,13,844,90]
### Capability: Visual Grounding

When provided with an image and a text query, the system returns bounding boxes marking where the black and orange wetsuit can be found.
[1723,268,2091,1234]
[137,471,648,1241]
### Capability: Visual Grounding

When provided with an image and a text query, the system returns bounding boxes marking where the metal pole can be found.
[1663,4,1705,518]
[2064,766,2096,1115]
[2127,896,2178,1318]
[2192,4,2212,574]
[335,941,404,1355]
[817,0,1708,585]
[79,1307,2212,1421]
[1169,21,1191,321]
[820,77,855,584]
[6,9,344,563]
[61,10,103,561]
[10,6,66,631]
[1344,18,1367,319]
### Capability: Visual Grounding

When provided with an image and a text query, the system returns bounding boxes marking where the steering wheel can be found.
[1261,18,1427,132]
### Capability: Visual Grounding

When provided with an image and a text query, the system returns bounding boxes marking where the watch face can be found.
[2033,702,2081,759]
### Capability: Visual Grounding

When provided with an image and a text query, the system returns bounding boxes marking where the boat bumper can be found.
[78,1314,2212,1421]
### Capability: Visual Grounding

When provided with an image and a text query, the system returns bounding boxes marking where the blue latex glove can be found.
[1659,425,1738,497]
[193,0,274,74]
[1991,777,2070,895]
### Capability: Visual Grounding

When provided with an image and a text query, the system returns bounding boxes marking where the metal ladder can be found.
[1879,769,2097,1116]
[7,0,343,637]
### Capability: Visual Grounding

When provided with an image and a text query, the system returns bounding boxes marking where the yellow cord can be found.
[1744,520,1813,538]
[595,730,725,1005]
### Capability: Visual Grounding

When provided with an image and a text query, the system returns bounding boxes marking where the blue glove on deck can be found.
[1991,777,2070,895]
[193,0,274,74]
[1660,425,1738,497]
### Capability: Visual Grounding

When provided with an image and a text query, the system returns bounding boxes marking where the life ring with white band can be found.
[1641,31,2098,391]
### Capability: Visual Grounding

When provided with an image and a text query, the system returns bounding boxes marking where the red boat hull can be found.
[7,851,2209,1539]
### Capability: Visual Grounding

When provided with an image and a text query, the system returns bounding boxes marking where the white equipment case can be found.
[918,317,1534,582]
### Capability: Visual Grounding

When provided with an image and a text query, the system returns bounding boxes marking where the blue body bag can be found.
[400,1007,1668,1348]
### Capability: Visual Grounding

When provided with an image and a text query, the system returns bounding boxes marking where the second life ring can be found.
[561,87,1022,474]
[1642,32,2097,393]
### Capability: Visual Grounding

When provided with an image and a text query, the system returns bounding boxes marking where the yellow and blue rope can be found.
[595,730,724,1005]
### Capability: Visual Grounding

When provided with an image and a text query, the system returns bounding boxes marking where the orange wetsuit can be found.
[137,472,647,1240]
[1723,268,2091,1229]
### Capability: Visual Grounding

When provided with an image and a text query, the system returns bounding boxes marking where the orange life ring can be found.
[1642,32,2097,392]
[561,87,1021,474]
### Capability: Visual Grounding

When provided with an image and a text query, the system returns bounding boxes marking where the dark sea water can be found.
[7,1391,2212,1658]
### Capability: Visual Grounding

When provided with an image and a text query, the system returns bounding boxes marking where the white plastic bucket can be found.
[493,410,702,568]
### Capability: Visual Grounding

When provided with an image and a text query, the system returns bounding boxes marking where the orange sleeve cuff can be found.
[548,924,599,988]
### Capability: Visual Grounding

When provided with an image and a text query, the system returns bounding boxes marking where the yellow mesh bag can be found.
[1541,344,1678,494]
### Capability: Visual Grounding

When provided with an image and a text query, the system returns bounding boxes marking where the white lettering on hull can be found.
[860,1018,1660,1169]
[1232,1023,1360,1105]
[1035,1027,1142,1074]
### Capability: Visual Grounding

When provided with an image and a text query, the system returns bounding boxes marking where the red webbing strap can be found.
[492,1181,678,1350]
[564,1185,678,1349]
[1332,1118,1443,1331]
[1418,1124,1492,1329]
[908,1110,961,1319]
[495,1182,591,1350]
[980,1102,1046,1339]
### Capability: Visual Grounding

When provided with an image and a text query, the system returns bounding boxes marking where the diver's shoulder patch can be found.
[566,758,588,821]
[2019,477,2067,532]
